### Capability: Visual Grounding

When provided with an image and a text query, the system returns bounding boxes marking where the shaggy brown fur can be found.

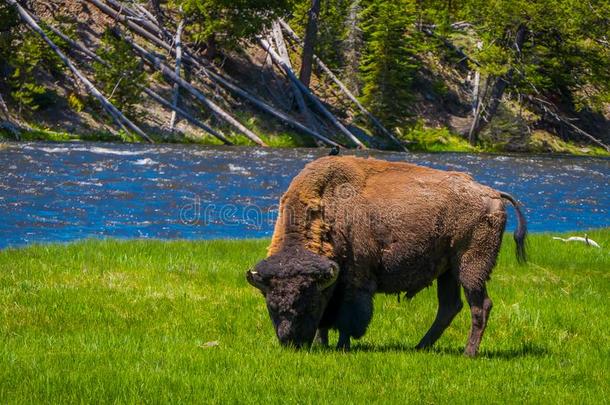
[248,156,527,356]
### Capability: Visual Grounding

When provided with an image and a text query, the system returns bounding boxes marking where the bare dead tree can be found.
[169,16,185,132]
[88,0,340,146]
[271,21,323,146]
[299,0,321,88]
[120,32,267,146]
[469,24,527,144]
[0,92,9,120]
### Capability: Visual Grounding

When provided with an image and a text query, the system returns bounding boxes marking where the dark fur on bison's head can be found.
[247,246,339,348]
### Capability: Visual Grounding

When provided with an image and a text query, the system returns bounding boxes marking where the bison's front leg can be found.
[335,288,374,351]
[337,330,351,351]
[314,328,329,347]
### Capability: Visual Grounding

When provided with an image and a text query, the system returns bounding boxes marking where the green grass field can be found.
[1,230,608,403]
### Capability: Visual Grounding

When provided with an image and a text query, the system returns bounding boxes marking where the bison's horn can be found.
[246,270,267,292]
[318,264,339,290]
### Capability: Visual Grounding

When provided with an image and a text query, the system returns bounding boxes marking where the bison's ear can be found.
[317,262,339,290]
[246,270,268,292]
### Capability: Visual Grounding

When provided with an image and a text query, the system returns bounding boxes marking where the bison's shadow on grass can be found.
[346,342,549,359]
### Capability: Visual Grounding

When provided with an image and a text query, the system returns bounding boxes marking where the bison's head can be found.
[246,247,339,348]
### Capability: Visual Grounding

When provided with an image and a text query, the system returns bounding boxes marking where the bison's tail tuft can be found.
[500,192,527,264]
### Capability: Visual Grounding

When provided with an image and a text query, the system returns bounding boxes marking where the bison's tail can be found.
[500,192,528,264]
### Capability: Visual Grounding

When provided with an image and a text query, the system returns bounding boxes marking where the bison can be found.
[247,156,526,356]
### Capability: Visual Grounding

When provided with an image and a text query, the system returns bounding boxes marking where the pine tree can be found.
[359,0,420,129]
[179,0,293,51]
[93,30,145,116]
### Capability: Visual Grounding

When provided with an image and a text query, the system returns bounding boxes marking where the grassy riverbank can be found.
[2,124,609,156]
[0,230,608,403]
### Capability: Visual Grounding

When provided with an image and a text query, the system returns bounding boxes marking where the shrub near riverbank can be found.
[0,230,608,402]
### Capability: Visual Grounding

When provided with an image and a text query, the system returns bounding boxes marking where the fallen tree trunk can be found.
[259,37,367,149]
[121,33,267,146]
[280,20,405,151]
[102,0,164,38]
[88,0,339,146]
[525,95,610,152]
[7,0,153,143]
[30,16,232,145]
[142,88,232,144]
[197,64,341,147]
[169,17,185,131]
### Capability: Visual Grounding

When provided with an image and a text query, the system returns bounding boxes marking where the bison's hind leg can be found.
[456,212,505,357]
[415,270,463,350]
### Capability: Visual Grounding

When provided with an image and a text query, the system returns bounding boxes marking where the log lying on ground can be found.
[36,15,232,145]
[279,20,405,151]
[89,0,340,147]
[525,95,610,152]
[7,0,153,143]
[142,88,232,144]
[259,37,366,149]
[120,33,267,146]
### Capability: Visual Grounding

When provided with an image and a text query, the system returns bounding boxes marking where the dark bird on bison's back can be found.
[247,156,527,356]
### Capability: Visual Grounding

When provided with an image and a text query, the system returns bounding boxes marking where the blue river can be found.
[0,142,608,249]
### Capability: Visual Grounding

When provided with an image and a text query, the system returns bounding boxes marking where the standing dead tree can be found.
[271,21,323,146]
[468,24,527,144]
[259,37,367,148]
[279,20,405,151]
[6,0,153,143]
[169,16,185,132]
[299,0,321,88]
[0,93,9,120]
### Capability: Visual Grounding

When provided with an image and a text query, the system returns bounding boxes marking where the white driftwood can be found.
[552,235,601,248]
[279,20,405,151]
[259,37,367,149]
[169,17,185,131]
[7,0,153,142]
